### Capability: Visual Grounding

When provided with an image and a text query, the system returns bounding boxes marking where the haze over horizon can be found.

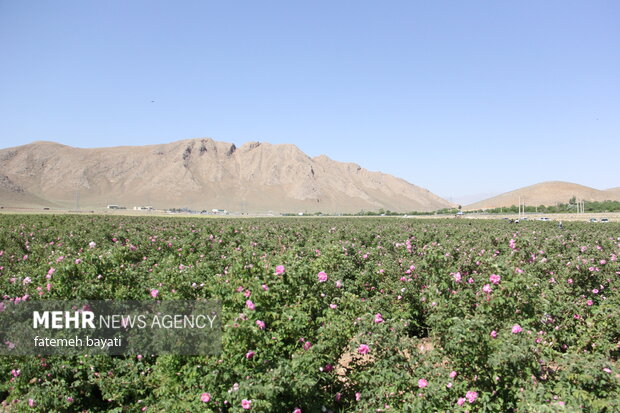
[1,1,618,201]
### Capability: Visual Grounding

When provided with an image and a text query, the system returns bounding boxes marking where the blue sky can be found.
[1,1,618,202]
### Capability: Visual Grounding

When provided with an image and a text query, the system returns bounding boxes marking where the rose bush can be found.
[0,215,618,411]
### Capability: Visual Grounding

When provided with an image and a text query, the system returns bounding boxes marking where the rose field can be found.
[0,214,619,412]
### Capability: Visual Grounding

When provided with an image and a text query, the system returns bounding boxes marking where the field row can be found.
[0,215,618,411]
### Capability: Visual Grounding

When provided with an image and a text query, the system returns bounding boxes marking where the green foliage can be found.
[469,199,620,214]
[0,215,618,411]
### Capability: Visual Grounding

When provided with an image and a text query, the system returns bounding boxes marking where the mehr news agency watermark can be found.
[0,300,222,355]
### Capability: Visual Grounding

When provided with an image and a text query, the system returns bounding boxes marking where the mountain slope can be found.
[465,181,620,210]
[0,139,453,213]
[0,174,59,208]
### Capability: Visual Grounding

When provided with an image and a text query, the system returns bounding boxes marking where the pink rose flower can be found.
[275,265,285,275]
[358,344,370,355]
[241,399,252,409]
[374,313,384,323]
[511,324,522,334]
[200,392,211,402]
[317,271,328,282]
[418,378,428,388]
[466,391,478,403]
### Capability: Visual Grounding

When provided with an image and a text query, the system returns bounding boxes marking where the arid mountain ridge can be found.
[1,140,617,213]
[0,139,453,213]
[465,181,620,210]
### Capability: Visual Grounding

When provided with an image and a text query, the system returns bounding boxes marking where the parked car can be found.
[601,218,609,223]
[538,217,550,221]
[589,218,598,223]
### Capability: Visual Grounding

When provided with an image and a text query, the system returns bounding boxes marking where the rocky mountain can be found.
[0,139,454,213]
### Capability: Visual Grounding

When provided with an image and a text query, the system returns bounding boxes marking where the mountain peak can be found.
[0,138,453,213]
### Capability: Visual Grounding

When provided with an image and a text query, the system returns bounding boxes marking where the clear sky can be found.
[1,1,618,202]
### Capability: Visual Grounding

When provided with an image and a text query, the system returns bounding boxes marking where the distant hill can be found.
[465,181,620,210]
[0,139,454,213]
